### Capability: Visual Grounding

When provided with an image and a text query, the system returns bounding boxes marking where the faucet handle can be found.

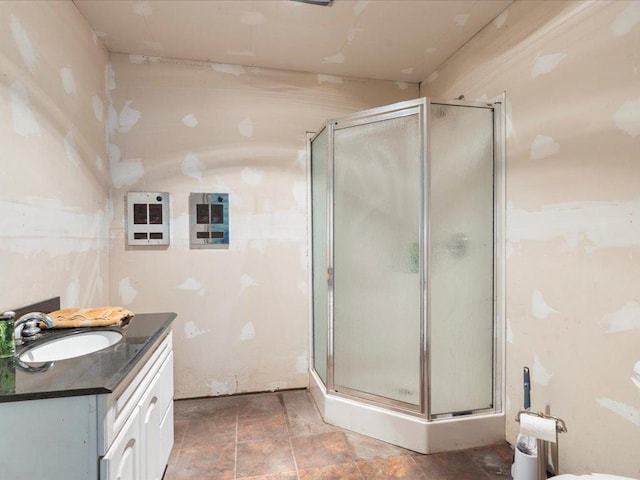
[21,319,42,337]
[15,312,53,341]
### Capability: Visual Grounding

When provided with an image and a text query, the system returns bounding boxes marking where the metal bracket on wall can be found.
[189,192,229,248]
[126,192,170,246]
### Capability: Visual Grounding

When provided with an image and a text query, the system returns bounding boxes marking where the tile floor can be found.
[164,389,514,480]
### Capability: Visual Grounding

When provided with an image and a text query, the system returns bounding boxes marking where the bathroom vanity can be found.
[0,311,175,480]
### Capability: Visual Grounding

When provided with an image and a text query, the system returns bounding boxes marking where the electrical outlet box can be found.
[189,192,229,248]
[126,192,170,246]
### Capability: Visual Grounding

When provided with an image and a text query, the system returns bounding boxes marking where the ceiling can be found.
[73,0,512,84]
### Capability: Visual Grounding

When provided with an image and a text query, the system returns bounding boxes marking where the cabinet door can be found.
[100,404,141,480]
[157,351,174,422]
[157,352,174,468]
[160,401,175,470]
[140,373,162,480]
[141,351,174,480]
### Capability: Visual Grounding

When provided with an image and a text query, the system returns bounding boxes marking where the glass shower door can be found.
[332,101,424,408]
[311,128,329,384]
[428,102,495,416]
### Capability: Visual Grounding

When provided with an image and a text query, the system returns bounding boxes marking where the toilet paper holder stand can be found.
[516,411,568,480]
[515,410,568,434]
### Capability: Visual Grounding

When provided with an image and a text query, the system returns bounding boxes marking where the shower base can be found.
[309,370,505,454]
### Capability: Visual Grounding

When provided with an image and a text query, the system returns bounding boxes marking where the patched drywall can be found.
[421,1,640,475]
[0,2,109,310]
[107,53,418,398]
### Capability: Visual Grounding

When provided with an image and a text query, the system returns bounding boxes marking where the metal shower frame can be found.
[307,95,506,421]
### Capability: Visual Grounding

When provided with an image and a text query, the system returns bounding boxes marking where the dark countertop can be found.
[0,312,176,402]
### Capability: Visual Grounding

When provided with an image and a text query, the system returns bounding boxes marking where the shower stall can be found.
[308,97,505,453]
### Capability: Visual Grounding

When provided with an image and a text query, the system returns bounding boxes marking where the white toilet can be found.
[549,363,640,480]
[552,476,635,479]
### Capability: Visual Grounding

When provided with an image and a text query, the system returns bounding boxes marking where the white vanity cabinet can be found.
[0,329,174,480]
[100,332,174,480]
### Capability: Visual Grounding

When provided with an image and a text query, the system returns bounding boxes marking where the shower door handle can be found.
[327,267,333,288]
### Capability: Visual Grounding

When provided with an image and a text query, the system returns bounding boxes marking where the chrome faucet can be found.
[15,312,55,343]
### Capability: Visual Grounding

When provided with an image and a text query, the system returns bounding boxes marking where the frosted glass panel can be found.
[429,104,494,415]
[311,128,329,383]
[333,113,421,406]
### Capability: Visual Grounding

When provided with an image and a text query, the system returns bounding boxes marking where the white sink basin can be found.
[19,330,123,363]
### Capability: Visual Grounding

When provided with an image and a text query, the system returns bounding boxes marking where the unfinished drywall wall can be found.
[421,0,640,475]
[0,1,110,311]
[107,53,418,398]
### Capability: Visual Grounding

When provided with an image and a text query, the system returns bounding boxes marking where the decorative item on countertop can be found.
[45,306,135,329]
[0,311,16,358]
[0,357,16,394]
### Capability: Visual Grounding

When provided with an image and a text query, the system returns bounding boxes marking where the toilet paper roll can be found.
[520,414,557,443]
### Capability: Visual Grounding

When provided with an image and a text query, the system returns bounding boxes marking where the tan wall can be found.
[0,1,109,311]
[107,53,418,398]
[421,1,640,475]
